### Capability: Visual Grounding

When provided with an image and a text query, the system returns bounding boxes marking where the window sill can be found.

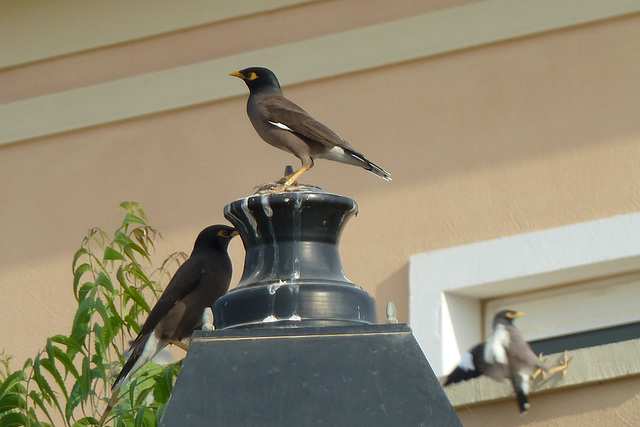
[443,338,640,408]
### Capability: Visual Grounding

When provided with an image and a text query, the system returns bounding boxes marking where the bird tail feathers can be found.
[516,391,529,414]
[100,335,163,426]
[346,150,392,181]
[112,334,167,392]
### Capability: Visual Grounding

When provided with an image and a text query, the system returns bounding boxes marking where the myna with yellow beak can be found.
[231,67,391,190]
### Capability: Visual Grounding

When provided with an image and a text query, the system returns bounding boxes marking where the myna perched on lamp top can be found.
[443,310,569,414]
[230,67,391,191]
[98,225,237,426]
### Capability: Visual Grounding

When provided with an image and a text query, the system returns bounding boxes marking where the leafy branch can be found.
[0,202,186,427]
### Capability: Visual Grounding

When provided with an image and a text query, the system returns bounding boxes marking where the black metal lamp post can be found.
[214,189,376,328]
[159,187,462,426]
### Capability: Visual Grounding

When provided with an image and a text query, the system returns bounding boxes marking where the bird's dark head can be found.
[230,67,281,93]
[192,225,238,254]
[494,309,523,326]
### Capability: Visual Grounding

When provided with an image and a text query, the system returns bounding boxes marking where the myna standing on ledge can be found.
[99,225,238,426]
[230,67,391,190]
[443,310,566,414]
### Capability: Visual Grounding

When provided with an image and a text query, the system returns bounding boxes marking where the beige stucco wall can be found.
[1,2,639,424]
[457,375,640,426]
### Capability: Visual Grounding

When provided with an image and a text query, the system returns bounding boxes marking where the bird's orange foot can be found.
[535,351,571,380]
[253,180,311,194]
[533,353,546,379]
[546,350,571,379]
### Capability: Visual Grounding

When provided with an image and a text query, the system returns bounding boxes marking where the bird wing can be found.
[112,256,208,392]
[259,95,351,149]
[506,326,547,373]
[136,256,206,338]
[485,323,510,365]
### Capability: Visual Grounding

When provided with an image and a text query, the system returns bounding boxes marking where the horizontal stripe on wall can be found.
[1,0,639,146]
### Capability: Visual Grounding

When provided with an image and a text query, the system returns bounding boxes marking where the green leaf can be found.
[93,324,105,356]
[104,246,126,261]
[113,231,134,248]
[125,266,153,290]
[123,315,141,336]
[105,300,126,333]
[96,272,115,294]
[66,382,84,422]
[90,354,107,385]
[21,358,33,371]
[50,335,85,359]
[0,393,26,413]
[73,263,93,300]
[80,356,91,402]
[132,228,156,255]
[71,417,100,427]
[134,405,156,427]
[119,202,141,214]
[122,213,148,227]
[40,357,68,400]
[0,371,25,400]
[153,364,178,404]
[117,270,151,314]
[72,247,89,270]
[70,298,95,344]
[76,282,94,303]
[33,355,64,417]
[134,385,153,408]
[154,403,167,424]
[0,411,30,427]
[50,344,80,381]
[28,390,56,426]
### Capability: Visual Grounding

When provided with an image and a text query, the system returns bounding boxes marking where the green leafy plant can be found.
[0,202,187,426]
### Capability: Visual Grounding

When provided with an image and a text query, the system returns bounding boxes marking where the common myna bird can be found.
[443,310,553,414]
[230,67,391,189]
[99,225,237,425]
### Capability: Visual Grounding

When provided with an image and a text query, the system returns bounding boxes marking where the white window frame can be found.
[409,211,640,377]
[484,273,640,341]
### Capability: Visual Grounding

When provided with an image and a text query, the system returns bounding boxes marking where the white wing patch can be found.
[268,121,294,132]
[459,351,475,372]
[485,323,510,364]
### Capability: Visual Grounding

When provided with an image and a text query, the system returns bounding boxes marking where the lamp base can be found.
[160,324,462,426]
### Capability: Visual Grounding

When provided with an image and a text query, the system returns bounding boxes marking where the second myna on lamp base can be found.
[99,225,238,426]
[230,67,391,190]
[443,310,569,414]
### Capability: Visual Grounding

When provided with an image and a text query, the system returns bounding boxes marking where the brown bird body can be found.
[99,225,237,426]
[231,67,391,188]
[443,310,548,414]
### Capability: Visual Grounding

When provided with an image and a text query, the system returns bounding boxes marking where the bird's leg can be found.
[282,164,311,188]
[254,163,315,194]
[533,353,545,379]
[170,339,190,352]
[256,164,312,193]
